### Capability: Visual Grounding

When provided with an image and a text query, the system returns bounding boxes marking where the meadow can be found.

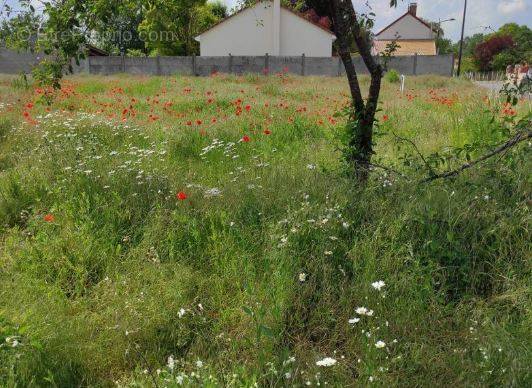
[0,72,530,387]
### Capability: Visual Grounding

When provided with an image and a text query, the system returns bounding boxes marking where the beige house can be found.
[373,3,436,56]
[195,0,336,57]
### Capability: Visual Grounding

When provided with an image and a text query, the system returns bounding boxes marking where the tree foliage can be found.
[457,23,532,71]
[139,0,224,56]
[473,35,515,71]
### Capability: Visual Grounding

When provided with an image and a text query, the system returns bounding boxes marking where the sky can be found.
[3,0,531,42]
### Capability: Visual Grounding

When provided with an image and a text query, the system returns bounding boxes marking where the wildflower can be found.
[382,114,389,121]
[167,355,176,370]
[299,273,307,282]
[306,164,316,170]
[196,360,203,368]
[355,307,374,316]
[263,129,272,135]
[204,188,222,197]
[178,308,186,318]
[245,105,251,112]
[371,280,386,291]
[44,213,55,223]
[5,336,20,347]
[316,357,337,367]
[176,191,188,200]
[242,135,251,143]
[348,317,360,324]
[375,340,386,348]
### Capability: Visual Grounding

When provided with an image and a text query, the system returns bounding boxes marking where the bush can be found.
[384,69,400,83]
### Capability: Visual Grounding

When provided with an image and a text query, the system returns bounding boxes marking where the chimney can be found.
[272,0,281,55]
[408,2,417,16]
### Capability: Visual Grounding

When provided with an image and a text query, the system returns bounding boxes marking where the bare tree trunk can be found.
[329,0,383,182]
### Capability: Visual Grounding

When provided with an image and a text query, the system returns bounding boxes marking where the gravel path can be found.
[475,81,504,92]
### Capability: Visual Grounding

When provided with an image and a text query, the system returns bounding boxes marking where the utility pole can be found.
[457,0,468,76]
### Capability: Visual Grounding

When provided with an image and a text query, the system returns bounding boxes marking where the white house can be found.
[195,0,336,57]
[373,3,436,56]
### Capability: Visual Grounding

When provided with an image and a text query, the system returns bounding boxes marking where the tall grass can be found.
[0,73,530,387]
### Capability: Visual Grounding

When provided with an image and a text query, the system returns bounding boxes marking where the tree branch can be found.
[422,129,532,183]
[391,130,437,176]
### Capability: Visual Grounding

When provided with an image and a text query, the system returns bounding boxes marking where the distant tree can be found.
[496,23,532,52]
[474,35,515,71]
[139,0,222,56]
[453,33,485,57]
[209,1,228,19]
[436,37,453,55]
[91,0,147,55]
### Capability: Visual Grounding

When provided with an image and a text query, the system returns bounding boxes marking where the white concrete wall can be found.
[196,1,334,57]
[279,9,334,57]
[376,14,434,40]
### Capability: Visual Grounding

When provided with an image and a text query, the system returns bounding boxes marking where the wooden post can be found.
[265,53,269,73]
[228,53,233,74]
[337,56,342,77]
[192,54,197,76]
[412,53,418,76]
[121,52,126,73]
[301,53,306,76]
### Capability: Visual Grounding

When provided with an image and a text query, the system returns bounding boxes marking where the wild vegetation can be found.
[454,23,532,73]
[0,73,530,386]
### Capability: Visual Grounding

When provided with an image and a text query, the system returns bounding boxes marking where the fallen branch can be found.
[422,129,531,183]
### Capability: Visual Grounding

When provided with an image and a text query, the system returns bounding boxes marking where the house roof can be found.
[374,11,433,40]
[196,2,335,38]
[86,44,108,56]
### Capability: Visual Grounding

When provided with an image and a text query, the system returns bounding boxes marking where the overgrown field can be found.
[0,73,530,387]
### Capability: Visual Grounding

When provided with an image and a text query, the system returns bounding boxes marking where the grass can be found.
[0,72,530,387]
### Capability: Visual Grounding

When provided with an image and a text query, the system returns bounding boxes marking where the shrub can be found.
[384,69,400,83]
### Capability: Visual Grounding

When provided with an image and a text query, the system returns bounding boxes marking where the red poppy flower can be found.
[176,191,188,200]
[242,135,251,142]
[383,115,389,121]
[245,105,251,112]
[263,129,271,135]
[44,214,55,222]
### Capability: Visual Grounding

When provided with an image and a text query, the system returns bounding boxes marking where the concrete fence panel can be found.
[0,49,455,77]
[0,48,42,74]
[88,56,123,75]
[415,54,454,76]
